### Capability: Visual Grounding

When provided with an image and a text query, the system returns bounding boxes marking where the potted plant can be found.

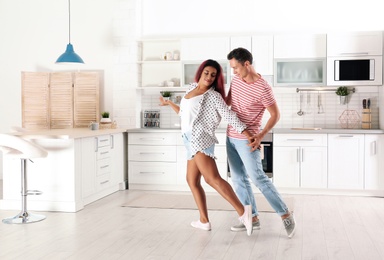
[335,86,350,105]
[100,111,111,123]
[160,91,172,101]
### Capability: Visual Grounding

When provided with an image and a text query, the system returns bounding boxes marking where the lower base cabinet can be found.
[1,132,126,212]
[273,134,328,189]
[128,131,228,192]
[328,134,365,189]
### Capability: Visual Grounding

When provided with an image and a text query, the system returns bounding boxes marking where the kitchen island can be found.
[0,128,127,212]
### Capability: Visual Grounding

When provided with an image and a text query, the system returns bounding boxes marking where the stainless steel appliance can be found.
[227,132,273,179]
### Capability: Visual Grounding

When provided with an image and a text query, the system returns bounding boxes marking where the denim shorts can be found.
[181,131,215,160]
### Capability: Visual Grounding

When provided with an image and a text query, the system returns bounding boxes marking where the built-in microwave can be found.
[327,56,382,86]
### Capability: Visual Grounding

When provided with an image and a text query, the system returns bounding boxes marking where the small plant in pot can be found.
[100,111,111,123]
[335,86,350,105]
[160,91,172,101]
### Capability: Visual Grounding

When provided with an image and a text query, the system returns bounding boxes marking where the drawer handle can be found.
[286,139,314,141]
[139,152,165,155]
[338,135,354,138]
[100,180,109,184]
[100,139,109,142]
[100,151,109,155]
[139,138,165,141]
[100,165,110,169]
[139,171,165,175]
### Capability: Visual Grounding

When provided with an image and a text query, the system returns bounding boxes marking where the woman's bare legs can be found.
[193,152,245,216]
[186,158,209,224]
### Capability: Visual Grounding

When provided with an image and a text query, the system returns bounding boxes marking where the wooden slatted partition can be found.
[21,72,50,130]
[73,72,100,128]
[50,72,74,129]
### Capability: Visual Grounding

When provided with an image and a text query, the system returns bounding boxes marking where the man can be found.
[226,47,296,238]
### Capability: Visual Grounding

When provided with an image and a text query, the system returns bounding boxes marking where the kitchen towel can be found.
[121,191,294,212]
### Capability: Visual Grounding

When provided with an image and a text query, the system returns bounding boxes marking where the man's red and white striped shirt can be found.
[227,74,276,139]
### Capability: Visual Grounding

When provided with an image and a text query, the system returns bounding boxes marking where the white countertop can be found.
[11,128,127,139]
[127,127,384,134]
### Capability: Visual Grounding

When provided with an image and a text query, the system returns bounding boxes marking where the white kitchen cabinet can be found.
[273,34,326,86]
[252,35,274,75]
[82,133,126,204]
[273,134,328,189]
[328,134,365,189]
[364,134,384,190]
[230,36,252,50]
[180,37,230,61]
[1,129,126,212]
[327,31,383,56]
[229,35,273,76]
[274,33,326,58]
[128,132,178,188]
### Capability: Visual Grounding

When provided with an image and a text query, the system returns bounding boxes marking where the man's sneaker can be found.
[231,220,260,232]
[283,213,296,238]
[239,205,253,236]
[191,220,211,231]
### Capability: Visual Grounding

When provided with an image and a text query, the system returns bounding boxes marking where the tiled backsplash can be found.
[141,86,379,130]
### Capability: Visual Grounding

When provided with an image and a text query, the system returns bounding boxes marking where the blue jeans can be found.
[226,137,288,217]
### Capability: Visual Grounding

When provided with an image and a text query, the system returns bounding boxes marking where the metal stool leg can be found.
[2,159,46,224]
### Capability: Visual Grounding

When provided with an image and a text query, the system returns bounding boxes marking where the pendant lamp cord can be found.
[68,0,71,43]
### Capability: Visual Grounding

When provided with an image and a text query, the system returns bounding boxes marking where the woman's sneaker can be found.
[231,220,260,231]
[239,205,253,236]
[283,213,296,238]
[191,220,211,231]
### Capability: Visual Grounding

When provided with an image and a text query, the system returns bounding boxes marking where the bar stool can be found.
[0,133,48,224]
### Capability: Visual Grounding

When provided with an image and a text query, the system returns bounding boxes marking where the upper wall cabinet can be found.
[273,34,326,86]
[180,37,230,61]
[229,35,274,75]
[252,35,274,75]
[327,31,383,56]
[274,34,327,58]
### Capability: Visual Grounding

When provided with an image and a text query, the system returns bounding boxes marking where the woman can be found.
[159,59,253,236]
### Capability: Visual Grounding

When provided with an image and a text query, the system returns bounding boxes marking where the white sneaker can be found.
[191,220,211,231]
[239,205,253,236]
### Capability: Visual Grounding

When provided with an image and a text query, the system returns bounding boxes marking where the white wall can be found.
[2,0,384,134]
[0,0,119,133]
[141,0,384,37]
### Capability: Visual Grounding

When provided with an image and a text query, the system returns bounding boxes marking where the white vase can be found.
[339,95,348,105]
[100,118,112,123]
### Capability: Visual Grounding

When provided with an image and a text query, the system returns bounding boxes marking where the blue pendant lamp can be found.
[56,0,84,64]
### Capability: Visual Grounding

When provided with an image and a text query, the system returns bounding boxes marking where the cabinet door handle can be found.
[297,148,300,163]
[286,139,314,142]
[301,148,304,162]
[372,141,377,155]
[338,135,354,138]
[95,137,98,152]
[110,135,114,149]
[100,180,109,185]
[339,52,369,56]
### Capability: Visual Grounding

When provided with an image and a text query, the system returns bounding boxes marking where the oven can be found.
[260,132,273,178]
[227,132,273,179]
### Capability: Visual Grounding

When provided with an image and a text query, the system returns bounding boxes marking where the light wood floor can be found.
[0,189,384,260]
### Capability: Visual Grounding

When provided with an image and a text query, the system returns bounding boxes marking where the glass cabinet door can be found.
[274,59,326,86]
